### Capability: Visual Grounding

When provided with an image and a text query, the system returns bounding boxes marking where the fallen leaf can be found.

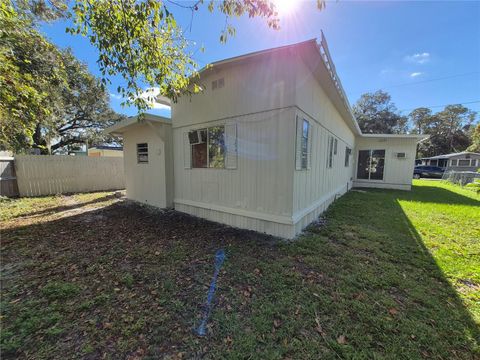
[273,319,281,328]
[337,335,347,344]
[388,307,398,315]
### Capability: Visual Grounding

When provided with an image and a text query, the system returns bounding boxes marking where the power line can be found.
[360,71,480,93]
[398,100,480,113]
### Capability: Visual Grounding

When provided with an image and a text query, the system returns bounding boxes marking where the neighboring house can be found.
[418,152,480,172]
[88,146,124,157]
[107,35,425,239]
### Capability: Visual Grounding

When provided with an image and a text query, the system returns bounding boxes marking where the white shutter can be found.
[307,121,312,170]
[225,123,237,169]
[295,116,302,170]
[184,132,191,169]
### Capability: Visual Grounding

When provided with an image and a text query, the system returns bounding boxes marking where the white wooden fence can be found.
[14,155,125,197]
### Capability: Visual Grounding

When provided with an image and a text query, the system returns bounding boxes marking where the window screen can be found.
[345,147,352,167]
[190,127,225,168]
[356,149,385,180]
[327,136,334,168]
[137,143,148,163]
[301,120,310,169]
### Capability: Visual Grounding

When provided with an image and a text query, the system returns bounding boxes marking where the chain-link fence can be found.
[441,170,480,185]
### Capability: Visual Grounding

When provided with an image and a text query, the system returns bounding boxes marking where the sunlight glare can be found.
[273,0,300,17]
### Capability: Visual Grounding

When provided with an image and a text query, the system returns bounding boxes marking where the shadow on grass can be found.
[12,194,118,219]
[1,192,479,359]
[396,184,479,206]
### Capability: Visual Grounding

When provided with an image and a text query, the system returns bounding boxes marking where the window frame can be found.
[458,159,470,167]
[327,136,334,168]
[451,159,458,166]
[345,147,352,167]
[189,126,226,169]
[300,119,310,170]
[136,143,149,164]
[356,149,386,181]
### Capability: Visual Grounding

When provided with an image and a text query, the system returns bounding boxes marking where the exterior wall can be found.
[173,108,295,237]
[173,53,297,128]
[14,155,124,197]
[291,63,357,234]
[123,122,173,208]
[445,154,480,172]
[88,149,123,157]
[353,137,419,190]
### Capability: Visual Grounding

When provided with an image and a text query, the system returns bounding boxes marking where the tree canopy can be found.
[0,2,124,153]
[352,90,408,134]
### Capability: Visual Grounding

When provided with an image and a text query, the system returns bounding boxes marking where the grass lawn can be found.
[1,180,479,359]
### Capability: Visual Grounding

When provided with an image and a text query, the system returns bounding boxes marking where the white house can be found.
[418,152,480,172]
[108,35,425,239]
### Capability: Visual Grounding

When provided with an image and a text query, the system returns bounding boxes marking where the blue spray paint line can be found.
[195,249,226,336]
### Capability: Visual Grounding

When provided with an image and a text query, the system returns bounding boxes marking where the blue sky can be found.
[41,0,480,120]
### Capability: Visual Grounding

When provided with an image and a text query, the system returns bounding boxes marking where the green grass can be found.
[1,182,478,359]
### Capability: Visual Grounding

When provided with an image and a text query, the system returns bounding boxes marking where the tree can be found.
[352,90,408,134]
[467,123,480,153]
[409,105,477,157]
[31,49,125,154]
[0,2,67,151]
[10,0,326,111]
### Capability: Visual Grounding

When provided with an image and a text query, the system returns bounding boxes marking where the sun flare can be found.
[273,0,299,16]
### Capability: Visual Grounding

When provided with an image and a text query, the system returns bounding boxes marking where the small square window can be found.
[451,159,457,166]
[137,143,148,163]
[218,78,225,88]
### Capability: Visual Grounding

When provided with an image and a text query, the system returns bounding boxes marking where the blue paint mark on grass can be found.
[196,249,226,336]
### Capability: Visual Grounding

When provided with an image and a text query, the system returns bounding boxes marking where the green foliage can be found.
[0,2,67,151]
[41,281,80,300]
[409,104,476,157]
[1,1,123,153]
[353,90,408,134]
[467,123,480,152]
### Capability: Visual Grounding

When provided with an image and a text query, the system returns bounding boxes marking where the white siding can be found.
[123,122,174,208]
[173,108,295,227]
[353,137,418,190]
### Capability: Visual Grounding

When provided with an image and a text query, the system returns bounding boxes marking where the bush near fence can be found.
[14,155,125,197]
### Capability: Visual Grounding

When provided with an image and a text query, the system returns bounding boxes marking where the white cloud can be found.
[109,92,123,100]
[138,87,171,110]
[404,52,430,64]
[410,72,424,78]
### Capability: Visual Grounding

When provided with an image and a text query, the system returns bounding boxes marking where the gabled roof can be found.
[188,34,363,135]
[421,151,480,160]
[105,113,171,135]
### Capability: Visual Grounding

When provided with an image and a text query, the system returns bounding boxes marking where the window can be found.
[189,126,225,168]
[137,143,148,163]
[295,117,310,170]
[327,136,334,168]
[345,147,352,167]
[301,120,310,169]
[357,149,385,180]
[334,138,338,155]
[471,159,477,167]
[451,159,457,166]
[458,159,470,166]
